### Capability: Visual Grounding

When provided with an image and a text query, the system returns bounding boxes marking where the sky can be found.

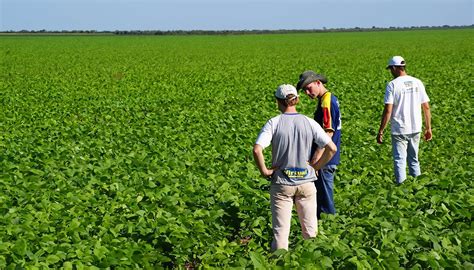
[1,0,473,31]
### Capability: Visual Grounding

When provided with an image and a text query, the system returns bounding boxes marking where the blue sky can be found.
[1,0,473,31]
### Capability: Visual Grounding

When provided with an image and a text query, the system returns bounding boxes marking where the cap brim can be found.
[319,76,328,84]
[386,65,405,69]
[297,75,327,90]
[296,78,311,90]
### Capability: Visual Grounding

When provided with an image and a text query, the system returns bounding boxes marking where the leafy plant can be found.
[1,29,472,268]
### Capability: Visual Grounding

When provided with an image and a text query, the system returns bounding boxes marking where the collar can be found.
[318,91,330,100]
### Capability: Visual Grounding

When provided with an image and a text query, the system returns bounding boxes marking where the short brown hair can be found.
[277,94,299,107]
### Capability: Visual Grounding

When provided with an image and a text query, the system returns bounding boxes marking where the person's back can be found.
[386,75,429,135]
[377,56,432,184]
[253,84,337,251]
[260,113,323,185]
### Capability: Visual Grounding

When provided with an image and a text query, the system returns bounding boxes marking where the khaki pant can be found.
[270,182,318,251]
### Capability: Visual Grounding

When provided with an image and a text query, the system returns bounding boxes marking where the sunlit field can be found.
[1,29,472,268]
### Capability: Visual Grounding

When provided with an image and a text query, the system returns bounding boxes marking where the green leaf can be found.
[63,262,73,270]
[46,254,61,264]
[0,256,6,268]
[321,256,333,268]
[371,247,381,257]
[69,218,80,230]
[29,168,44,176]
[249,251,267,270]
[93,241,108,259]
[13,238,27,256]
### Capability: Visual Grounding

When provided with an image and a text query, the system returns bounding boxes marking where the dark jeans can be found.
[315,165,337,218]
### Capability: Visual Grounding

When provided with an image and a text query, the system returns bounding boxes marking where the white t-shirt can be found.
[384,75,430,135]
[255,113,331,185]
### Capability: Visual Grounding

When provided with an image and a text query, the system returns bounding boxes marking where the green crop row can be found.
[1,29,473,269]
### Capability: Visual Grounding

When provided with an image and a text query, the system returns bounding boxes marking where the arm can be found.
[377,104,393,144]
[310,131,334,164]
[311,141,337,171]
[422,102,432,141]
[312,95,337,163]
[253,144,274,178]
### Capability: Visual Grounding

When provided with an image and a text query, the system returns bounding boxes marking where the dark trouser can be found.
[315,165,337,218]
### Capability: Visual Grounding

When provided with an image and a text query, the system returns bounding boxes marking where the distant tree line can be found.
[1,25,473,35]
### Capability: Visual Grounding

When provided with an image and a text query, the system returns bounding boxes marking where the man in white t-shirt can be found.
[377,56,432,184]
[253,84,336,251]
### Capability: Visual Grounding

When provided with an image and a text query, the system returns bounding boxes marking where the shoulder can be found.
[386,79,396,89]
[303,115,322,129]
[300,115,315,125]
[411,76,424,85]
[330,93,340,106]
[321,92,333,107]
[267,114,281,125]
[302,115,315,122]
[392,76,404,83]
[263,114,281,127]
[325,92,341,113]
[270,114,282,122]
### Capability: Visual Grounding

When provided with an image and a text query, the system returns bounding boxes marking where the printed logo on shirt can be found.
[282,167,309,178]
[402,81,418,94]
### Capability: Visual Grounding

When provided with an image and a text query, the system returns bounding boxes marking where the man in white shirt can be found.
[377,56,432,184]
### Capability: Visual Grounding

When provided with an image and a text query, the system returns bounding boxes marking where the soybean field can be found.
[1,29,473,269]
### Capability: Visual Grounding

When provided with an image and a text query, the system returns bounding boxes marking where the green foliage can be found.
[1,29,473,268]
